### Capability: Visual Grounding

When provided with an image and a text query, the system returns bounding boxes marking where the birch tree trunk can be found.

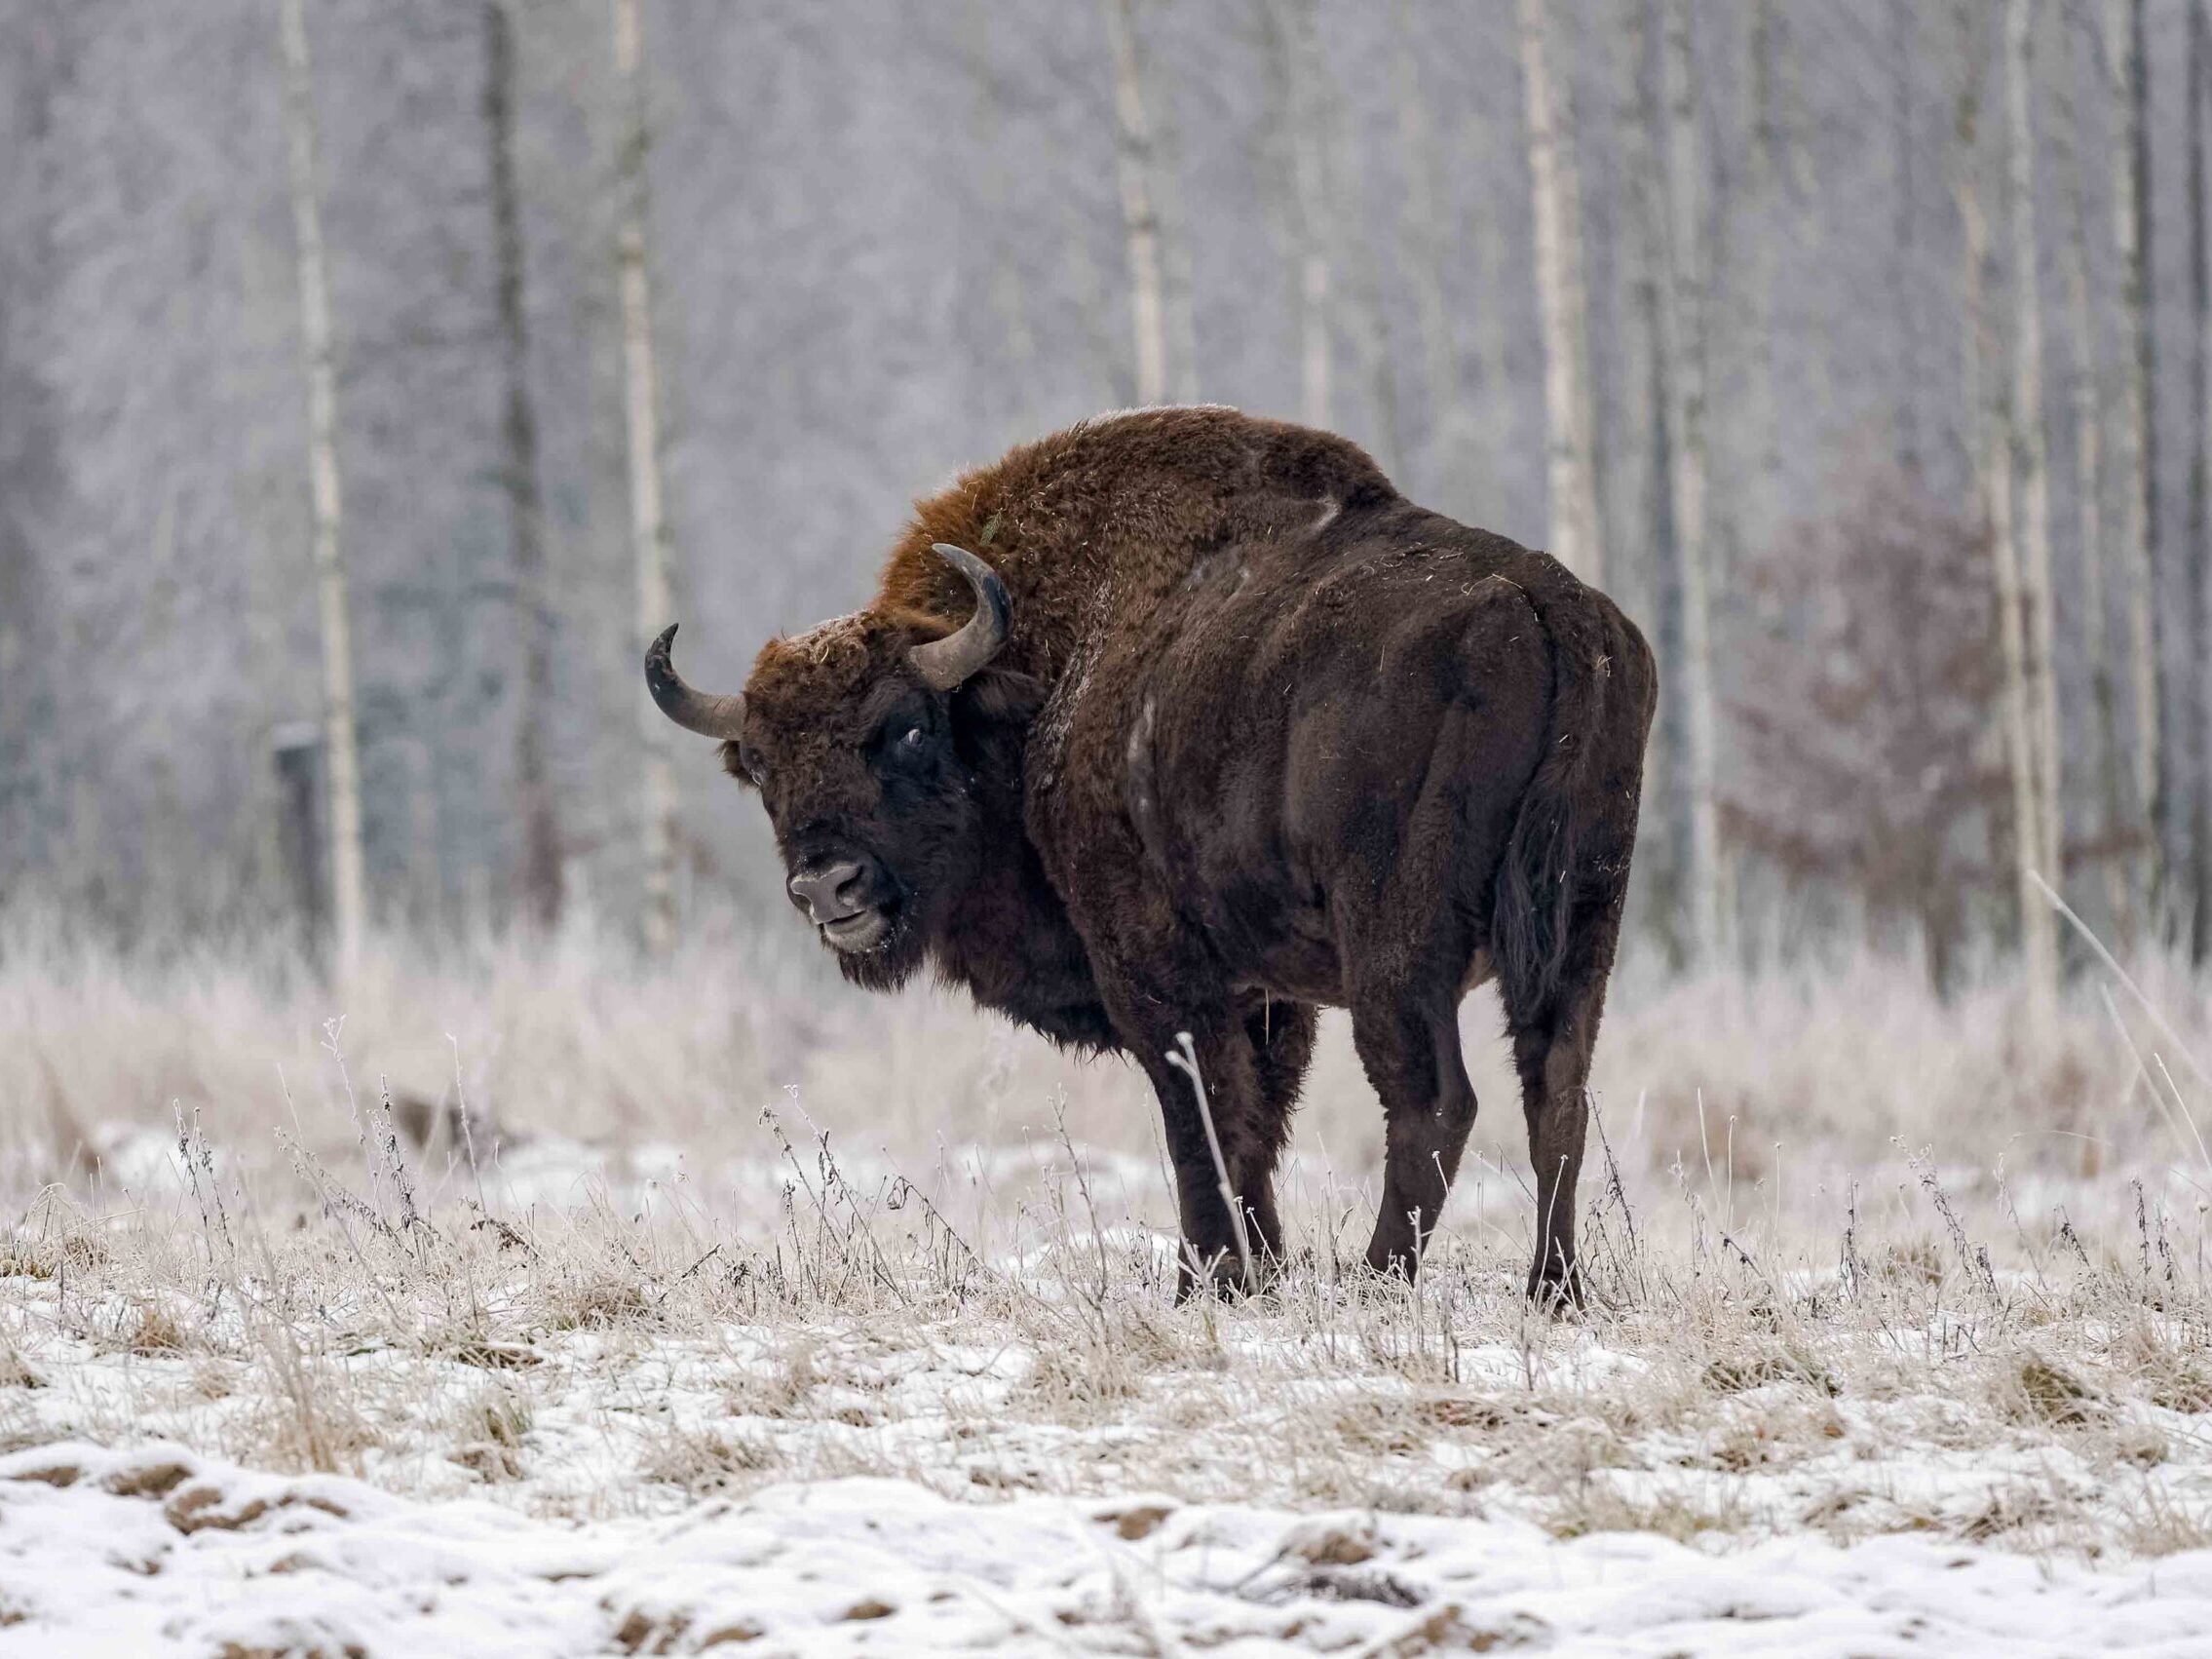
[1660,0,1720,962]
[485,0,561,930]
[1960,1,2055,1000]
[1517,0,1603,583]
[1741,0,1785,559]
[1100,0,1168,406]
[1266,0,1332,430]
[2105,0,2162,912]
[2006,0,2063,929]
[2060,9,2133,945]
[278,0,366,980]
[1620,0,1670,641]
[1890,0,1925,479]
[1388,0,1460,484]
[1322,93,1401,474]
[1153,83,1201,405]
[961,0,1039,426]
[2193,2,2212,960]
[613,0,676,952]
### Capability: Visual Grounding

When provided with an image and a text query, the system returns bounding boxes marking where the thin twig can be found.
[2034,868,2212,1108]
[1166,1032,1254,1292]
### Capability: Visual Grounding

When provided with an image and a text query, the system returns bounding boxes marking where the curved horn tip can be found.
[910,544,1011,691]
[642,622,747,739]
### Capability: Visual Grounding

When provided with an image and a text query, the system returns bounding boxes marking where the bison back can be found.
[1117,508,1573,1006]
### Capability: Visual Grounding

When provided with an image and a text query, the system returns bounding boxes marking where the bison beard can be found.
[647,407,1655,1303]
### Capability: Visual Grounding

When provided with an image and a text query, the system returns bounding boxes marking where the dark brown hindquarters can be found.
[1336,549,1653,1303]
[1486,570,1656,1304]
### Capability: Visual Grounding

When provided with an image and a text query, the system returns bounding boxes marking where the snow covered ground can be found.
[5,1177,2212,1656]
[8,1438,2212,1657]
[6,981,2212,1656]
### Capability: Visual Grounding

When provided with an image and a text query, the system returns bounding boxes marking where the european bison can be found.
[647,407,1654,1301]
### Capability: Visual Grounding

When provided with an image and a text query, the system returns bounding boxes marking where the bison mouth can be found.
[820,907,896,953]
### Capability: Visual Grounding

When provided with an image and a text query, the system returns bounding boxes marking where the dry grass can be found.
[3,909,2211,1564]
[6,898,2208,1219]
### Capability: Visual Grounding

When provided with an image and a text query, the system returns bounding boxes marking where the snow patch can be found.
[5,1441,2211,1656]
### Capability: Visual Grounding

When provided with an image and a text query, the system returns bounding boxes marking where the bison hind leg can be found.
[1501,889,1629,1311]
[1350,992,1476,1282]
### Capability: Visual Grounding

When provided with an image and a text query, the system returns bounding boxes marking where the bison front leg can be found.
[1121,1008,1288,1301]
[1132,1039,1274,1300]
[1235,996,1316,1265]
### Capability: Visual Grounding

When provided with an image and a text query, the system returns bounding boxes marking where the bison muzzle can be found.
[646,407,1655,1303]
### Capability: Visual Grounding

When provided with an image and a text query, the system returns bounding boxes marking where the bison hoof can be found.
[1361,1244,1419,1285]
[1173,1250,1260,1303]
[1525,1258,1585,1313]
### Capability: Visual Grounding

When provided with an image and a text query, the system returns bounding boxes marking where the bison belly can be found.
[1131,539,1551,1008]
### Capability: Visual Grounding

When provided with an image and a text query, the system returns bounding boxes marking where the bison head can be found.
[644,544,1035,989]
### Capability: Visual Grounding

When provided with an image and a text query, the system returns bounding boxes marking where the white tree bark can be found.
[1100,0,1169,406]
[1389,0,1459,479]
[1959,5,2055,1000]
[1517,0,1603,583]
[2193,1,2212,958]
[1153,82,1201,405]
[2060,12,2132,942]
[1741,0,1785,565]
[2104,0,2160,892]
[1661,0,1720,961]
[960,0,1039,421]
[2006,0,2064,928]
[1287,4,1398,472]
[278,0,366,981]
[1270,0,1332,430]
[485,0,561,931]
[613,0,677,953]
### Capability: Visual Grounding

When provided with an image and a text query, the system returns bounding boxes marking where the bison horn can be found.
[908,543,1011,691]
[644,624,747,739]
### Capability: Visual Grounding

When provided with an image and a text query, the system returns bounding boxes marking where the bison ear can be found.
[953,665,1045,728]
[950,665,1046,778]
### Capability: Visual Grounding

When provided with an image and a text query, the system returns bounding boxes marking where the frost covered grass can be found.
[8,899,2212,1202]
[4,912,2212,1652]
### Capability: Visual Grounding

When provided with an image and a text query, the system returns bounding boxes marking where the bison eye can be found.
[902,726,924,749]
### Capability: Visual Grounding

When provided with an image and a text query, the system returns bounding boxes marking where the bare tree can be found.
[2007,0,2063,935]
[1659,0,1719,960]
[2060,3,2135,942]
[1740,0,1786,543]
[2103,0,2162,920]
[1388,0,1461,486]
[1517,0,1603,582]
[1260,0,1333,429]
[613,0,676,952]
[2194,1,2212,958]
[959,0,1040,430]
[1303,11,1400,474]
[1959,0,2054,996]
[1724,482,2006,994]
[1100,0,1169,405]
[484,0,561,929]
[1151,54,1201,405]
[1889,0,1926,479]
[1615,0,1669,644]
[277,0,366,978]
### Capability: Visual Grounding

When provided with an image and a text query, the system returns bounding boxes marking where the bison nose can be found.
[787,859,870,924]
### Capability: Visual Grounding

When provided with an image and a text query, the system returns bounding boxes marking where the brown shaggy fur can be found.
[684,406,1654,1300]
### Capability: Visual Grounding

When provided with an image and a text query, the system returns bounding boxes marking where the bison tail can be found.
[1490,568,1641,1027]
